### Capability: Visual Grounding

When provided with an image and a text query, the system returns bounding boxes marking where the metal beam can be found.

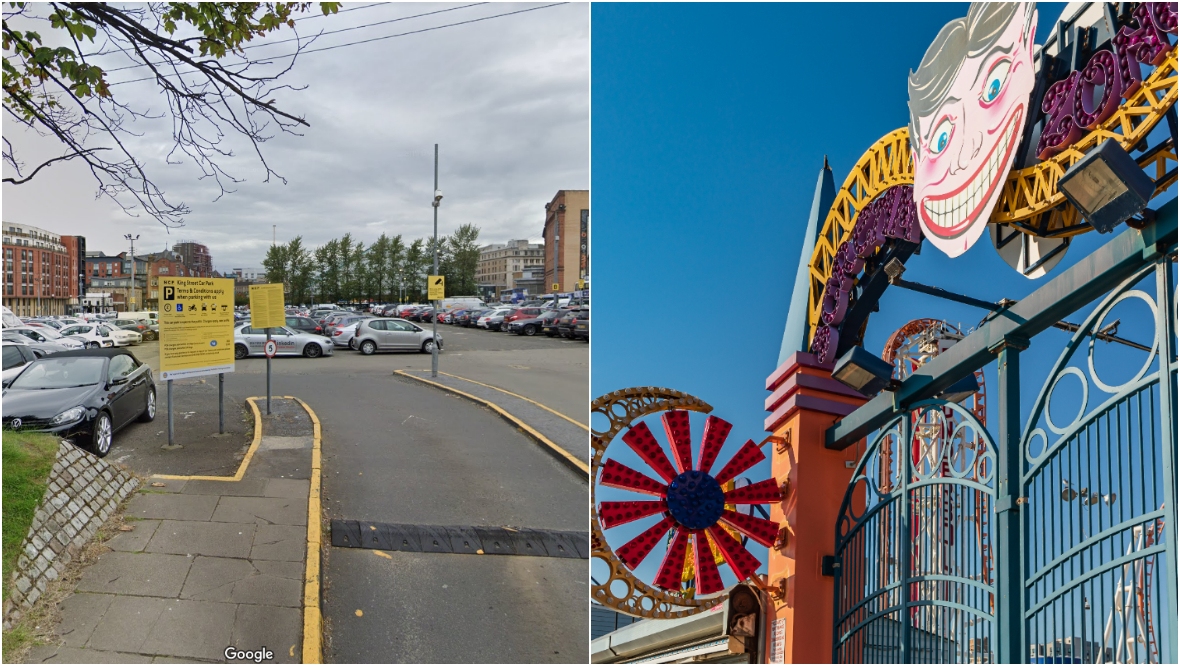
[826,198,1177,450]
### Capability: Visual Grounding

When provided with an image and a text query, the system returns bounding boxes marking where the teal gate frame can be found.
[830,205,1177,663]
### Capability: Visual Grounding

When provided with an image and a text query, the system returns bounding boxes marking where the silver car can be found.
[353,318,442,355]
[233,324,335,359]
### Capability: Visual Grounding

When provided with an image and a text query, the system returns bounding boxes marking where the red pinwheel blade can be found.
[662,410,694,473]
[696,415,733,474]
[713,439,766,485]
[623,421,678,483]
[707,524,763,582]
[653,528,691,590]
[615,516,675,570]
[724,478,782,504]
[719,509,780,548]
[694,531,726,595]
[598,500,668,529]
[599,459,667,497]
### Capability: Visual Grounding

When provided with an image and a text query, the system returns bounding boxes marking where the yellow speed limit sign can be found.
[159,277,235,380]
[427,275,445,301]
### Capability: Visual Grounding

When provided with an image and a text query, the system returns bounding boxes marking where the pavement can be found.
[25,397,316,664]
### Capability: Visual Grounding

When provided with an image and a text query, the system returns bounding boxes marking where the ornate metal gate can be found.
[834,401,998,663]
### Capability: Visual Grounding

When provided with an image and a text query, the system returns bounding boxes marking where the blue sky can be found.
[590,2,1175,598]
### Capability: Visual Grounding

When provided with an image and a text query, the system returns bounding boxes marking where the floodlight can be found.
[938,373,980,403]
[884,257,906,281]
[1057,139,1156,234]
[832,346,897,396]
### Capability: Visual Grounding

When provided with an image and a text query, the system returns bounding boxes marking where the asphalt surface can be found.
[111,323,589,663]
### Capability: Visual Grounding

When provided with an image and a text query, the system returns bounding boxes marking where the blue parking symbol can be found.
[176,304,183,312]
[210,340,217,347]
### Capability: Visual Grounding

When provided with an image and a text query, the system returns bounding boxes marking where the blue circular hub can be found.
[666,470,725,529]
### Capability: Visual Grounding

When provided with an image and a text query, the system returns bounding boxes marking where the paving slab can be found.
[181,478,268,497]
[210,496,306,526]
[180,556,300,607]
[106,520,162,553]
[125,493,219,521]
[139,599,237,661]
[145,520,256,558]
[250,524,306,562]
[83,595,169,653]
[75,552,192,598]
[26,646,154,663]
[57,592,114,647]
[230,605,302,664]
[264,478,311,499]
[258,436,312,450]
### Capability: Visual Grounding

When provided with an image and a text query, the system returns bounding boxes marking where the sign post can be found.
[249,283,286,415]
[159,278,235,448]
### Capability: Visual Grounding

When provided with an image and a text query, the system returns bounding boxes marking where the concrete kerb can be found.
[393,370,590,478]
[409,369,589,431]
[136,394,323,664]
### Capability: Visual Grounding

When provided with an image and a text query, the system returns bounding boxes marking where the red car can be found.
[504,307,543,326]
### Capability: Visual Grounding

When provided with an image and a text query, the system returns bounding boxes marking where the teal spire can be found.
[777,157,836,366]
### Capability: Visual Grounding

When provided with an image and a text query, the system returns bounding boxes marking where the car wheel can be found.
[235,343,249,359]
[349,338,358,350]
[304,343,323,358]
[360,340,377,355]
[422,339,437,354]
[523,325,537,336]
[139,387,156,422]
[90,411,113,458]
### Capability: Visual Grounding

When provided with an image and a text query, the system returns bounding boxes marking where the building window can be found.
[160,267,169,274]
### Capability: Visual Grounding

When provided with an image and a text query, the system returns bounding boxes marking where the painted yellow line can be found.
[153,396,264,481]
[290,396,324,665]
[395,370,589,476]
[405,369,588,430]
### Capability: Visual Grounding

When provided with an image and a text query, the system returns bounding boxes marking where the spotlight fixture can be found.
[1057,139,1156,234]
[832,346,897,397]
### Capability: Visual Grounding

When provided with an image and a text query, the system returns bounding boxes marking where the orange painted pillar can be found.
[762,351,866,664]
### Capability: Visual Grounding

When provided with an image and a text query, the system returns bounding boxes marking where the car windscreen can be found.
[11,357,107,388]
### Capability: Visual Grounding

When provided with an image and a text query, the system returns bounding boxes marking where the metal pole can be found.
[1154,258,1177,664]
[992,334,1028,665]
[218,372,224,434]
[167,378,174,446]
[266,328,272,414]
[431,143,439,378]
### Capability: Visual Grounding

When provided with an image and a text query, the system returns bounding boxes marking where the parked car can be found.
[508,310,564,336]
[233,324,334,359]
[59,323,118,348]
[477,308,514,330]
[352,318,443,355]
[557,307,585,338]
[504,307,543,327]
[2,339,39,386]
[572,309,589,340]
[2,347,156,457]
[6,325,85,349]
[113,318,158,341]
[330,316,376,348]
[2,331,72,358]
[542,309,570,337]
[285,316,325,337]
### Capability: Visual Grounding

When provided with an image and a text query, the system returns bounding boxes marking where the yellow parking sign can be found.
[159,277,235,380]
[428,275,445,301]
[249,283,286,329]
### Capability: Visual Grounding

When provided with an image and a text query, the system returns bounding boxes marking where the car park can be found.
[233,324,335,359]
[6,325,86,349]
[352,318,442,355]
[2,348,156,457]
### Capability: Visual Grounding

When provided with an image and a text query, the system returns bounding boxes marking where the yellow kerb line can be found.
[403,368,588,430]
[152,396,264,481]
[395,370,589,475]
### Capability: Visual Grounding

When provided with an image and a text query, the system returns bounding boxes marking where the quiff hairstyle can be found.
[908,2,1036,153]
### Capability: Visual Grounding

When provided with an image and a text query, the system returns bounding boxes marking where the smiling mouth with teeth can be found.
[920,106,1023,238]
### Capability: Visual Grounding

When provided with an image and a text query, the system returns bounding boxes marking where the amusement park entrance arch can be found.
[828,206,1177,664]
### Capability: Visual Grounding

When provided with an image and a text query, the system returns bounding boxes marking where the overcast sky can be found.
[2,2,589,273]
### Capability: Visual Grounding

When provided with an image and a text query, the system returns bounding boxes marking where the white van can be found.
[312,303,339,311]
[441,297,485,311]
[120,310,158,322]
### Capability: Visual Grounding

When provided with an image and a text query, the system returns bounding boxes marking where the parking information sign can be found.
[427,275,445,301]
[249,283,286,329]
[159,277,235,380]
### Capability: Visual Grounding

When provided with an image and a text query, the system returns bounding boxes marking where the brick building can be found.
[2,223,82,317]
[172,241,213,277]
[542,190,589,293]
[145,252,192,309]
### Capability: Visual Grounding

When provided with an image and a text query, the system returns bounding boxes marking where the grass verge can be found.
[2,431,59,602]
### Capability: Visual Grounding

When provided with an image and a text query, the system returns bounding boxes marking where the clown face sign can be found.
[908,3,1038,258]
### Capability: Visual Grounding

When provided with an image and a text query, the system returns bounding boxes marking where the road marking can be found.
[153,396,265,482]
[403,369,588,430]
[394,370,589,476]
[289,395,324,666]
[373,550,392,559]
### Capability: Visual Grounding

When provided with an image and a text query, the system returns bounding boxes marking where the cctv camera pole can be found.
[431,143,440,378]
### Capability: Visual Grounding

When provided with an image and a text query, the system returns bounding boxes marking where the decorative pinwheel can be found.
[596,410,782,595]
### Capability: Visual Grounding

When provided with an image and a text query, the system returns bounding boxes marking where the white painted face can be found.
[911,4,1037,258]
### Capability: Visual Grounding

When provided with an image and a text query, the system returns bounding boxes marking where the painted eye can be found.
[930,118,953,155]
[981,59,1011,103]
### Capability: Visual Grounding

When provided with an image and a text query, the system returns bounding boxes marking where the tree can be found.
[385,233,404,301]
[403,239,427,302]
[286,236,313,304]
[2,2,340,227]
[446,223,481,296]
[262,242,290,286]
[366,234,389,302]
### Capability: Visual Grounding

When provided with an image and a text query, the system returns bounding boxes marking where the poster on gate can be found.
[159,277,235,380]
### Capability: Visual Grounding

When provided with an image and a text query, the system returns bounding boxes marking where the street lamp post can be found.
[431,144,442,378]
[124,234,139,312]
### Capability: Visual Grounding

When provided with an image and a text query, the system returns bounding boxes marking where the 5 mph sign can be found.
[264,339,278,358]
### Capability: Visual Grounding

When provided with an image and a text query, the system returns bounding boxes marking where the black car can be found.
[556,307,585,338]
[572,309,589,340]
[509,310,563,336]
[2,348,155,457]
[542,308,570,337]
[285,316,325,337]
